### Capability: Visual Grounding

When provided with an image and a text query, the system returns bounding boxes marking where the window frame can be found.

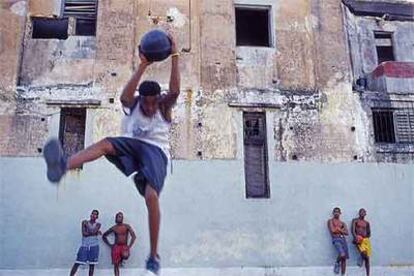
[63,0,98,36]
[58,107,87,159]
[243,111,270,199]
[31,17,69,40]
[374,31,395,65]
[235,4,273,48]
[372,108,414,144]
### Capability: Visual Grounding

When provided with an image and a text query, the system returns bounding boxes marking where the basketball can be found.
[139,29,172,62]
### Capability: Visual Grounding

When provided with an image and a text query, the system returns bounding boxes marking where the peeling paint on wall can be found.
[10,1,26,16]
[166,7,187,28]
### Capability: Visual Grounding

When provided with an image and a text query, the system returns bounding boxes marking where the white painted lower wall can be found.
[1,158,413,271]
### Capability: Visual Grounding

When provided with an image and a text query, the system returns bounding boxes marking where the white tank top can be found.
[121,98,171,158]
[82,221,99,247]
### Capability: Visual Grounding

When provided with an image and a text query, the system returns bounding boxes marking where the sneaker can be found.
[333,261,340,274]
[145,255,160,275]
[43,138,67,183]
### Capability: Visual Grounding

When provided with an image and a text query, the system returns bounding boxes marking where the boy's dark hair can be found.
[92,209,99,216]
[333,207,341,213]
[139,81,161,96]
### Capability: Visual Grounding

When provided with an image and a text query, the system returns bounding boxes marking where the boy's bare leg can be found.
[67,139,116,170]
[341,258,346,275]
[145,185,160,258]
[114,264,120,276]
[69,263,80,276]
[88,264,94,276]
[363,254,370,276]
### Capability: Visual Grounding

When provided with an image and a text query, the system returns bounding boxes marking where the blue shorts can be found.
[332,237,349,259]
[75,245,99,265]
[105,137,168,196]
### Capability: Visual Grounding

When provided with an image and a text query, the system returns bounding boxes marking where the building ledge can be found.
[372,62,414,79]
[45,99,101,107]
[376,142,414,154]
[228,102,281,109]
[342,0,414,21]
[366,62,414,93]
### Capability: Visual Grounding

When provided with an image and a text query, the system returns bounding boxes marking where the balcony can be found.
[366,61,414,94]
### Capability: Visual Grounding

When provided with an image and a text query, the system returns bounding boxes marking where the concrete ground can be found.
[1,266,413,276]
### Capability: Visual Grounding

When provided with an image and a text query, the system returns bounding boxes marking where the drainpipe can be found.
[181,0,192,53]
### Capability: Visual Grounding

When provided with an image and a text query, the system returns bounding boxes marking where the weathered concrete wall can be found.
[93,0,136,95]
[275,0,316,90]
[0,1,26,108]
[199,0,236,93]
[0,1,28,157]
[28,0,61,17]
[0,114,47,156]
[0,158,413,269]
[2,0,414,162]
[19,36,97,86]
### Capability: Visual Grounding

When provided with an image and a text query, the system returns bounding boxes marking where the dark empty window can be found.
[59,108,86,157]
[373,109,395,143]
[64,0,98,36]
[32,18,68,39]
[374,31,395,64]
[235,6,271,47]
[243,112,269,198]
[75,19,96,36]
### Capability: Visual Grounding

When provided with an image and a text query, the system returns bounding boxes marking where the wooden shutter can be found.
[243,112,269,198]
[64,0,97,19]
[64,0,97,35]
[59,108,86,156]
[395,111,414,143]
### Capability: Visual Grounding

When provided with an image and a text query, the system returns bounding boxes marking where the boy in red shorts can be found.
[103,212,136,276]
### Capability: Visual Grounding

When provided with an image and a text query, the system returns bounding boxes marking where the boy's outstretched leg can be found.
[44,138,116,183]
[67,138,116,169]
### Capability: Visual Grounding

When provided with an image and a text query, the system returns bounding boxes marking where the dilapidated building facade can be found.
[1,0,413,275]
